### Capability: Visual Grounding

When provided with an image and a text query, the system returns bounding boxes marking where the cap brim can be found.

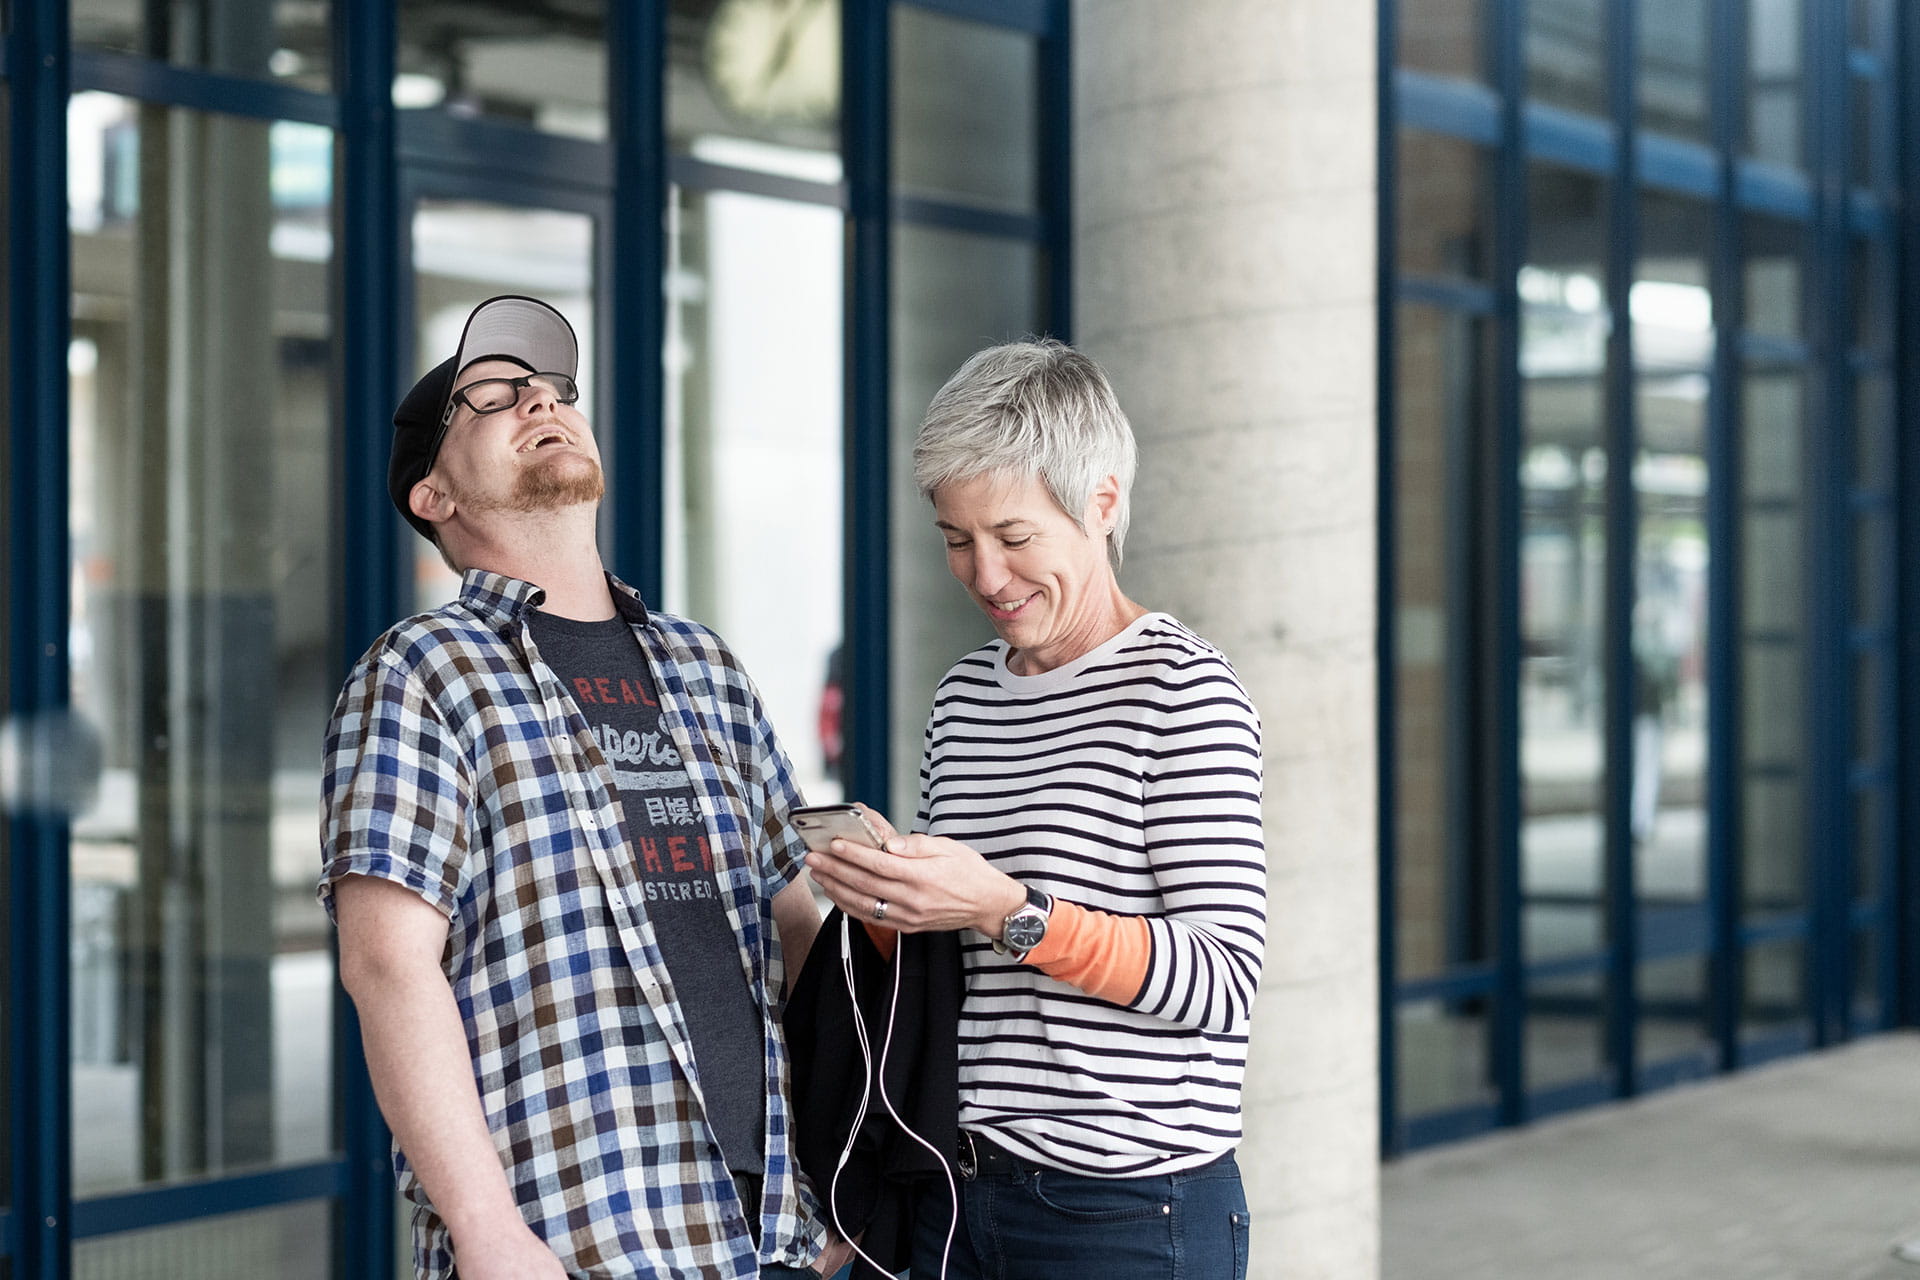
[444,295,580,424]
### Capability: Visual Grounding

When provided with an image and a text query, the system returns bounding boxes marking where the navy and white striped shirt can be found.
[921,612,1267,1176]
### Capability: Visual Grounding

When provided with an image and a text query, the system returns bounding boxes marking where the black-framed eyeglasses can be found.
[443,371,580,424]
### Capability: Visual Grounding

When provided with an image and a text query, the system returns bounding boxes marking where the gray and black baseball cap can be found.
[388,294,580,540]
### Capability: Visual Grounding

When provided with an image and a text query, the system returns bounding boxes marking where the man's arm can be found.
[333,875,568,1280]
[771,878,823,990]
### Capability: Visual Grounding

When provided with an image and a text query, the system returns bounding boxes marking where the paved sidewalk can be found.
[1383,1032,1920,1280]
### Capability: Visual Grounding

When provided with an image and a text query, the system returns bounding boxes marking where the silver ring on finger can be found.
[872,898,889,922]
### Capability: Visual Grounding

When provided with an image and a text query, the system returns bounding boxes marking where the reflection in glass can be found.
[1854,513,1891,631]
[1742,938,1804,1036]
[1397,997,1494,1116]
[1520,165,1608,1091]
[891,225,1038,812]
[1743,778,1803,915]
[1632,194,1714,1070]
[894,7,1036,214]
[1747,0,1803,168]
[1526,973,1606,1091]
[1399,0,1486,84]
[1851,930,1880,1026]
[409,201,596,613]
[1854,373,1893,489]
[1853,793,1883,903]
[66,94,336,1193]
[1739,369,1804,934]
[663,187,845,803]
[1394,306,1493,990]
[668,0,842,177]
[1525,0,1606,117]
[1397,133,1491,283]
[1743,215,1804,340]
[1851,71,1881,189]
[1851,239,1891,354]
[1850,0,1879,49]
[73,1199,330,1280]
[72,0,333,90]
[1853,652,1883,762]
[397,0,607,139]
[1639,956,1709,1062]
[1639,0,1711,140]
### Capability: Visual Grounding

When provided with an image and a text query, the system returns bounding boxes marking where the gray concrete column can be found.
[1073,3,1379,1276]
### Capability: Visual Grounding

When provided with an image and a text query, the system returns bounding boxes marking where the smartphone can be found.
[791,803,884,853]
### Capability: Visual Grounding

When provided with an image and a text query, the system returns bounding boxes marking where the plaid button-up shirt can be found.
[320,570,825,1279]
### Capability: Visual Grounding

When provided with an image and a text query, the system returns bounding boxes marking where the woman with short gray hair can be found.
[806,339,1268,1278]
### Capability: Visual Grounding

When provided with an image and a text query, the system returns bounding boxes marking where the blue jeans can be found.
[908,1139,1250,1279]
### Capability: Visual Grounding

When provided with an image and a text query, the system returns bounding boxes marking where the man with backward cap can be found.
[320,295,851,1278]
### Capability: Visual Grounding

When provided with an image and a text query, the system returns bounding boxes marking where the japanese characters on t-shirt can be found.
[528,610,768,1178]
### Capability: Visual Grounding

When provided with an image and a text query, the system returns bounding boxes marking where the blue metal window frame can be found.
[331,2,400,1273]
[841,0,1072,815]
[1380,0,1914,1157]
[1897,0,1920,1034]
[7,3,75,1276]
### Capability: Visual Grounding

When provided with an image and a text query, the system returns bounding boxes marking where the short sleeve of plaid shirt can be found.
[318,642,474,922]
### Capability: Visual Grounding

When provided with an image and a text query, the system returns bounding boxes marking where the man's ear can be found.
[410,476,454,527]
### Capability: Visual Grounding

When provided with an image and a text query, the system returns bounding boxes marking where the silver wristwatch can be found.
[993,885,1053,961]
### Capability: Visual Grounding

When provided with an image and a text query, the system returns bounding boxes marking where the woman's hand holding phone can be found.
[800,803,1023,937]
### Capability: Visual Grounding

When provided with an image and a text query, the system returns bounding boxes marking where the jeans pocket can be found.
[1230,1208,1252,1278]
[1026,1169,1172,1225]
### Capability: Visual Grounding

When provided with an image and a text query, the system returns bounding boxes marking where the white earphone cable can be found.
[823,913,957,1280]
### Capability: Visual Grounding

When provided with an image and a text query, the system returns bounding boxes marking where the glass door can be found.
[65,90,339,1273]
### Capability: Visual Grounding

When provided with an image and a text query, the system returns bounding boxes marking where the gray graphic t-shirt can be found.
[528,610,767,1176]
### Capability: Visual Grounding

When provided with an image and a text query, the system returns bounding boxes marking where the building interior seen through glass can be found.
[1518,160,1612,1096]
[887,6,1045,815]
[660,0,846,804]
[662,184,847,803]
[72,0,334,90]
[1630,189,1715,1073]
[72,1202,330,1280]
[397,0,606,138]
[1390,0,1900,1145]
[64,89,336,1270]
[1391,296,1496,1119]
[1,2,1065,1272]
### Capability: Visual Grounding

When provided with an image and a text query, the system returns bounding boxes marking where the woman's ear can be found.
[1086,474,1123,534]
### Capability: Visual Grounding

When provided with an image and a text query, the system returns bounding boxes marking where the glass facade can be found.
[396,0,605,137]
[73,1,334,91]
[1383,0,1912,1152]
[1,2,1068,1275]
[66,92,337,1194]
[888,6,1052,816]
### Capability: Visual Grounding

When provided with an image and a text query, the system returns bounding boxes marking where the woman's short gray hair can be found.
[912,338,1139,568]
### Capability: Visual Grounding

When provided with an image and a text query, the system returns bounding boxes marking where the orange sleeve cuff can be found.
[861,920,898,961]
[1023,899,1151,1006]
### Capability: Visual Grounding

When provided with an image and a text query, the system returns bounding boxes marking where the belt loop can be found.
[957,1130,979,1180]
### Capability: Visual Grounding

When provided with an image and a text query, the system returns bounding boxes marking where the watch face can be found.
[1004,910,1047,954]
